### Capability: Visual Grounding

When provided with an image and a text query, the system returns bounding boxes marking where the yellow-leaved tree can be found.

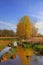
[17,16,32,40]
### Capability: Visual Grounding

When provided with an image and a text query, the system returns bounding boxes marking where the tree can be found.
[31,23,38,37]
[17,16,32,39]
[0,29,15,37]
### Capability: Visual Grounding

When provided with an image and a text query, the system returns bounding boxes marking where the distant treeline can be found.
[0,29,16,37]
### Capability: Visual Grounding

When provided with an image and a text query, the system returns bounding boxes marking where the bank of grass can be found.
[33,45,43,51]
[22,42,43,51]
[0,44,6,51]
[0,38,15,51]
[22,42,32,49]
[21,42,43,55]
[10,47,17,55]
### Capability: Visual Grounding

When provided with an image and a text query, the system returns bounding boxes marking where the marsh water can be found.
[0,42,43,65]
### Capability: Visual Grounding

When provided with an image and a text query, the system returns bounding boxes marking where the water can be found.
[0,41,17,57]
[0,55,22,65]
[0,54,43,65]
[0,42,43,65]
[0,47,11,58]
[0,43,22,65]
[30,55,43,65]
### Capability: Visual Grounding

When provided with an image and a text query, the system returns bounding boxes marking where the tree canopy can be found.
[17,16,32,39]
[0,29,15,37]
[31,23,38,37]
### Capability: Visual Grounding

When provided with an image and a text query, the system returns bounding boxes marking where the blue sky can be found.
[0,0,43,34]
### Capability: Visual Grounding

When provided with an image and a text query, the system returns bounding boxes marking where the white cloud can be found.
[0,21,17,32]
[35,21,43,29]
[29,13,43,34]
[38,12,43,15]
[30,14,43,20]
[35,21,43,34]
[0,21,16,29]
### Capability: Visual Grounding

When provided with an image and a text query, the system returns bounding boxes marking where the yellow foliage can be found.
[17,16,32,39]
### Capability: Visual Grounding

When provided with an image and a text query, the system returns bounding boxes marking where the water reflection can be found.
[0,55,22,65]
[30,55,43,65]
[0,42,43,65]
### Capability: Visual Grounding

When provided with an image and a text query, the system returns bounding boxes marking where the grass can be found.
[0,38,15,51]
[33,45,43,51]
[22,43,31,49]
[10,47,17,55]
[0,44,6,51]
[0,37,16,40]
[0,38,43,56]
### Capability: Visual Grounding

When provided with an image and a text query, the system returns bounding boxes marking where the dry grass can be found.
[0,40,14,51]
[0,40,14,45]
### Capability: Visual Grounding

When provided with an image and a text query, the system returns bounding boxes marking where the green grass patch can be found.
[10,47,17,55]
[33,45,43,51]
[0,44,6,51]
[22,43,31,49]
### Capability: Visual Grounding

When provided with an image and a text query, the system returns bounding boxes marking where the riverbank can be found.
[0,40,14,51]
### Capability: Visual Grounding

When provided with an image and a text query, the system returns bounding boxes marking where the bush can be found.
[22,43,31,49]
